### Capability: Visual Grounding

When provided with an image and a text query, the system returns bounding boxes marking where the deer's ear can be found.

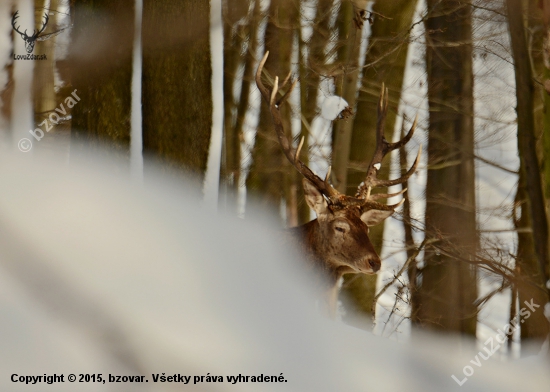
[303,179,329,219]
[360,209,394,227]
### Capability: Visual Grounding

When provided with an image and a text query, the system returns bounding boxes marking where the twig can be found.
[372,238,434,317]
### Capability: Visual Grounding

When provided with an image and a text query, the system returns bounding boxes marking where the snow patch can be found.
[321,96,348,120]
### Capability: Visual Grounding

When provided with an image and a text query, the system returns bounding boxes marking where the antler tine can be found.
[356,85,422,201]
[295,136,305,164]
[368,187,407,201]
[371,145,422,188]
[356,84,391,198]
[361,197,405,212]
[376,83,389,145]
[387,113,417,152]
[256,51,341,202]
[277,78,298,107]
[370,113,421,188]
[280,71,292,90]
[270,76,279,107]
[256,51,271,103]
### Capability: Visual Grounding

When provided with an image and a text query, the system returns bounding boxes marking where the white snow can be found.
[320,95,348,120]
[0,149,547,391]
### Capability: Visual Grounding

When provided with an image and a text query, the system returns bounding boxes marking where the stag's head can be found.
[12,11,49,53]
[256,51,421,277]
[302,178,394,275]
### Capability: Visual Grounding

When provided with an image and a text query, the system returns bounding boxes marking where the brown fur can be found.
[290,209,380,289]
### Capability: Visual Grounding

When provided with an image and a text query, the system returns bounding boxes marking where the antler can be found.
[33,13,49,38]
[11,11,28,39]
[256,53,419,213]
[356,84,422,200]
[256,51,343,205]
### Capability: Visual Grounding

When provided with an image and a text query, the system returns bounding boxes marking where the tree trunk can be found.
[514,166,550,343]
[220,0,249,211]
[245,0,296,216]
[331,0,362,193]
[33,0,57,118]
[340,0,418,323]
[69,0,134,151]
[507,0,550,345]
[34,0,68,152]
[296,0,333,225]
[142,0,212,177]
[415,0,477,336]
[1,43,14,134]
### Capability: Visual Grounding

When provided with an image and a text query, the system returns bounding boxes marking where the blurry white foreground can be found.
[0,149,547,392]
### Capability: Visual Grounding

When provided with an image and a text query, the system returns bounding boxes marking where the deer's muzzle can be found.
[357,257,381,274]
[368,258,381,273]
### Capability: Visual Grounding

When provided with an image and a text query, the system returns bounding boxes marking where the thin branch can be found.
[372,238,433,317]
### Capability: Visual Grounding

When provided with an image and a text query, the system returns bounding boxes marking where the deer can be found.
[256,51,421,317]
[12,11,49,54]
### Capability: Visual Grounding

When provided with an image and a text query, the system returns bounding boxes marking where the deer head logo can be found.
[12,11,49,54]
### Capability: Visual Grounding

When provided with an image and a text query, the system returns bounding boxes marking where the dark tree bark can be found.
[514,167,550,343]
[142,0,212,177]
[415,0,477,335]
[69,0,134,150]
[0,54,14,132]
[506,0,550,345]
[533,0,550,289]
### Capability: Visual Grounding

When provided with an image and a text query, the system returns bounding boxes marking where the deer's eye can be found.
[335,226,346,233]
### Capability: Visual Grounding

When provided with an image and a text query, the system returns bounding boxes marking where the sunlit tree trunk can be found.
[401,129,420,323]
[220,0,248,211]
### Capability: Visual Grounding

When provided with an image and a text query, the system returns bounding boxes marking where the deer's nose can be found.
[369,258,381,273]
